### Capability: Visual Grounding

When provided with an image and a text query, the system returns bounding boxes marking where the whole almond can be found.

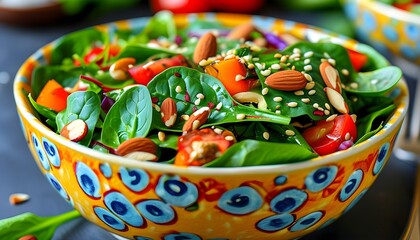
[227,22,257,40]
[193,32,217,65]
[320,61,342,93]
[160,97,177,128]
[182,107,211,132]
[60,119,88,142]
[117,137,157,156]
[264,70,307,91]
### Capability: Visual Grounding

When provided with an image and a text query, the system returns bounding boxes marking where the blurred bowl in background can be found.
[0,1,65,26]
[342,0,420,64]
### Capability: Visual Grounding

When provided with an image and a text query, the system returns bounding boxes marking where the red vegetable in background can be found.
[302,114,357,156]
[150,0,264,13]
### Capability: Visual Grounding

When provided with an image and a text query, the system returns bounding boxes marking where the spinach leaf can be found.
[344,66,402,96]
[255,42,355,120]
[56,91,101,146]
[204,140,318,167]
[0,210,80,240]
[51,28,105,65]
[147,67,290,132]
[116,44,176,63]
[101,85,153,148]
[129,11,177,44]
[28,93,57,124]
[356,104,396,142]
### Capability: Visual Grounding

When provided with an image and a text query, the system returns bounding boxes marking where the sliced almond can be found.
[9,193,30,205]
[320,61,342,93]
[160,97,177,128]
[182,107,211,132]
[193,32,218,65]
[123,151,157,162]
[117,137,157,156]
[325,87,349,114]
[227,22,257,40]
[109,57,136,81]
[232,91,268,110]
[264,70,307,91]
[60,119,88,142]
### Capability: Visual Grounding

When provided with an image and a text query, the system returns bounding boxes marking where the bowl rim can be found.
[362,0,420,24]
[13,13,410,175]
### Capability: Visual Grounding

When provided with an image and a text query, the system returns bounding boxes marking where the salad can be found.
[377,0,420,14]
[28,12,402,167]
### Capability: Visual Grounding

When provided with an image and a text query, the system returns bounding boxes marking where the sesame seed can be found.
[276,105,281,109]
[273,96,283,102]
[252,57,260,62]
[261,69,271,76]
[235,74,246,81]
[280,56,288,63]
[317,107,324,111]
[287,102,298,107]
[194,98,201,105]
[313,103,319,108]
[293,48,301,54]
[199,59,211,66]
[197,93,205,99]
[308,90,316,95]
[305,81,315,90]
[181,114,189,120]
[242,55,251,62]
[285,129,295,136]
[236,114,246,120]
[304,59,311,65]
[271,63,281,70]
[345,132,351,141]
[274,53,282,58]
[290,53,300,60]
[342,69,349,76]
[304,51,314,58]
[158,131,166,142]
[214,128,223,134]
[216,102,223,110]
[323,52,331,59]
[291,65,296,70]
[326,114,337,122]
[301,98,310,103]
[175,85,182,93]
[328,58,336,66]
[262,87,269,95]
[225,135,235,141]
[325,103,331,110]
[294,90,304,96]
[275,110,281,114]
[192,120,201,130]
[262,132,270,140]
[248,63,255,69]
[153,104,161,112]
[304,65,312,71]
[324,110,330,115]
[251,46,261,52]
[350,114,357,122]
[350,82,358,89]
[255,62,264,70]
[224,54,236,60]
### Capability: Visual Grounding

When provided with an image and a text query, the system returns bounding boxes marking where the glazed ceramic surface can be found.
[14,13,408,239]
[342,0,420,64]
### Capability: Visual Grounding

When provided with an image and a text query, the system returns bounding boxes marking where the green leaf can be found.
[28,93,57,124]
[0,210,80,240]
[130,11,177,44]
[147,67,291,132]
[356,104,396,142]
[56,91,101,146]
[344,66,402,96]
[116,44,177,64]
[204,140,318,167]
[101,85,153,148]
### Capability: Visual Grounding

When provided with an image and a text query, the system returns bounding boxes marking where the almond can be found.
[60,119,88,142]
[193,32,217,65]
[227,22,257,40]
[109,57,136,81]
[325,87,349,114]
[160,97,177,128]
[116,137,157,156]
[320,61,342,93]
[182,107,210,132]
[264,70,307,91]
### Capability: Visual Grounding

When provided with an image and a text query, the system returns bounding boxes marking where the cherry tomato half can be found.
[204,58,257,96]
[128,54,188,85]
[302,114,357,156]
[174,128,234,166]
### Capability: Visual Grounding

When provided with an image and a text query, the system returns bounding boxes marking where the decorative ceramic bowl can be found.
[342,0,420,64]
[13,13,408,239]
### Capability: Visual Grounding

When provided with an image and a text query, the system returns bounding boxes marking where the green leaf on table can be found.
[343,66,402,96]
[147,66,291,132]
[101,85,153,148]
[204,140,318,167]
[56,91,101,146]
[0,210,80,240]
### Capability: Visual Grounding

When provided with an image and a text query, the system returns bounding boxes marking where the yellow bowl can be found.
[13,13,408,239]
[342,0,420,64]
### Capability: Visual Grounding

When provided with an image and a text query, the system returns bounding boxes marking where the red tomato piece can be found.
[150,0,212,13]
[302,114,357,156]
[128,55,188,85]
[174,128,234,166]
[74,45,120,66]
[204,58,257,96]
[346,49,368,72]
[210,0,265,13]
